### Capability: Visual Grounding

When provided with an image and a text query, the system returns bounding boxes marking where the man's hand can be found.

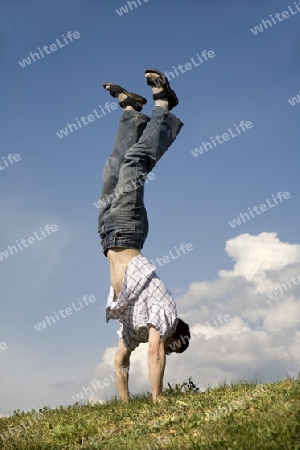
[148,325,166,402]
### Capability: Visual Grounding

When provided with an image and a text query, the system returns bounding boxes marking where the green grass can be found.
[0,377,299,450]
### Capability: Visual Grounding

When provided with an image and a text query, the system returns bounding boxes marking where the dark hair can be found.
[173,318,191,353]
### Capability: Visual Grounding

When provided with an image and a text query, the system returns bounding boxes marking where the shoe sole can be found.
[144,68,168,86]
[103,83,147,104]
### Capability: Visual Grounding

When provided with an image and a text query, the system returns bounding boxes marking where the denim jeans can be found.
[98,106,184,256]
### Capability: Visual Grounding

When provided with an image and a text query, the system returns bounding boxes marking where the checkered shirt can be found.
[106,253,178,351]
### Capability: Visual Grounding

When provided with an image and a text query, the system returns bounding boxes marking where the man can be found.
[98,68,191,402]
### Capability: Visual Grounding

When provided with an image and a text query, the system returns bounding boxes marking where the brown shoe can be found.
[144,68,179,110]
[103,83,147,112]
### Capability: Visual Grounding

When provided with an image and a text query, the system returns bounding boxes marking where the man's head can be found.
[164,318,191,355]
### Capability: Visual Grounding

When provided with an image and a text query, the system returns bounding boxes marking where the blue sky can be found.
[1,0,300,415]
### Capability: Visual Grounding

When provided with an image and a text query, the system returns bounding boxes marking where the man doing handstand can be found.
[98,69,191,402]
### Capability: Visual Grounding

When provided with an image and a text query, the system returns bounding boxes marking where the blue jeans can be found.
[98,106,184,256]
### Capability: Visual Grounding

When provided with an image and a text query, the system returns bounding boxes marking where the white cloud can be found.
[219,232,300,292]
[86,232,300,400]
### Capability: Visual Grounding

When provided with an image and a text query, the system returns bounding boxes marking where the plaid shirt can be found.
[106,253,178,351]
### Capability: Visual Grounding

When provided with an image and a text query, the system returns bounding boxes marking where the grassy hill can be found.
[0,377,299,450]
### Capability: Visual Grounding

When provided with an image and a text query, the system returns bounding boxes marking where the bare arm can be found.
[148,324,166,402]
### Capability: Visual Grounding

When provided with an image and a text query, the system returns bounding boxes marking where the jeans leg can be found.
[98,110,150,235]
[102,107,184,251]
